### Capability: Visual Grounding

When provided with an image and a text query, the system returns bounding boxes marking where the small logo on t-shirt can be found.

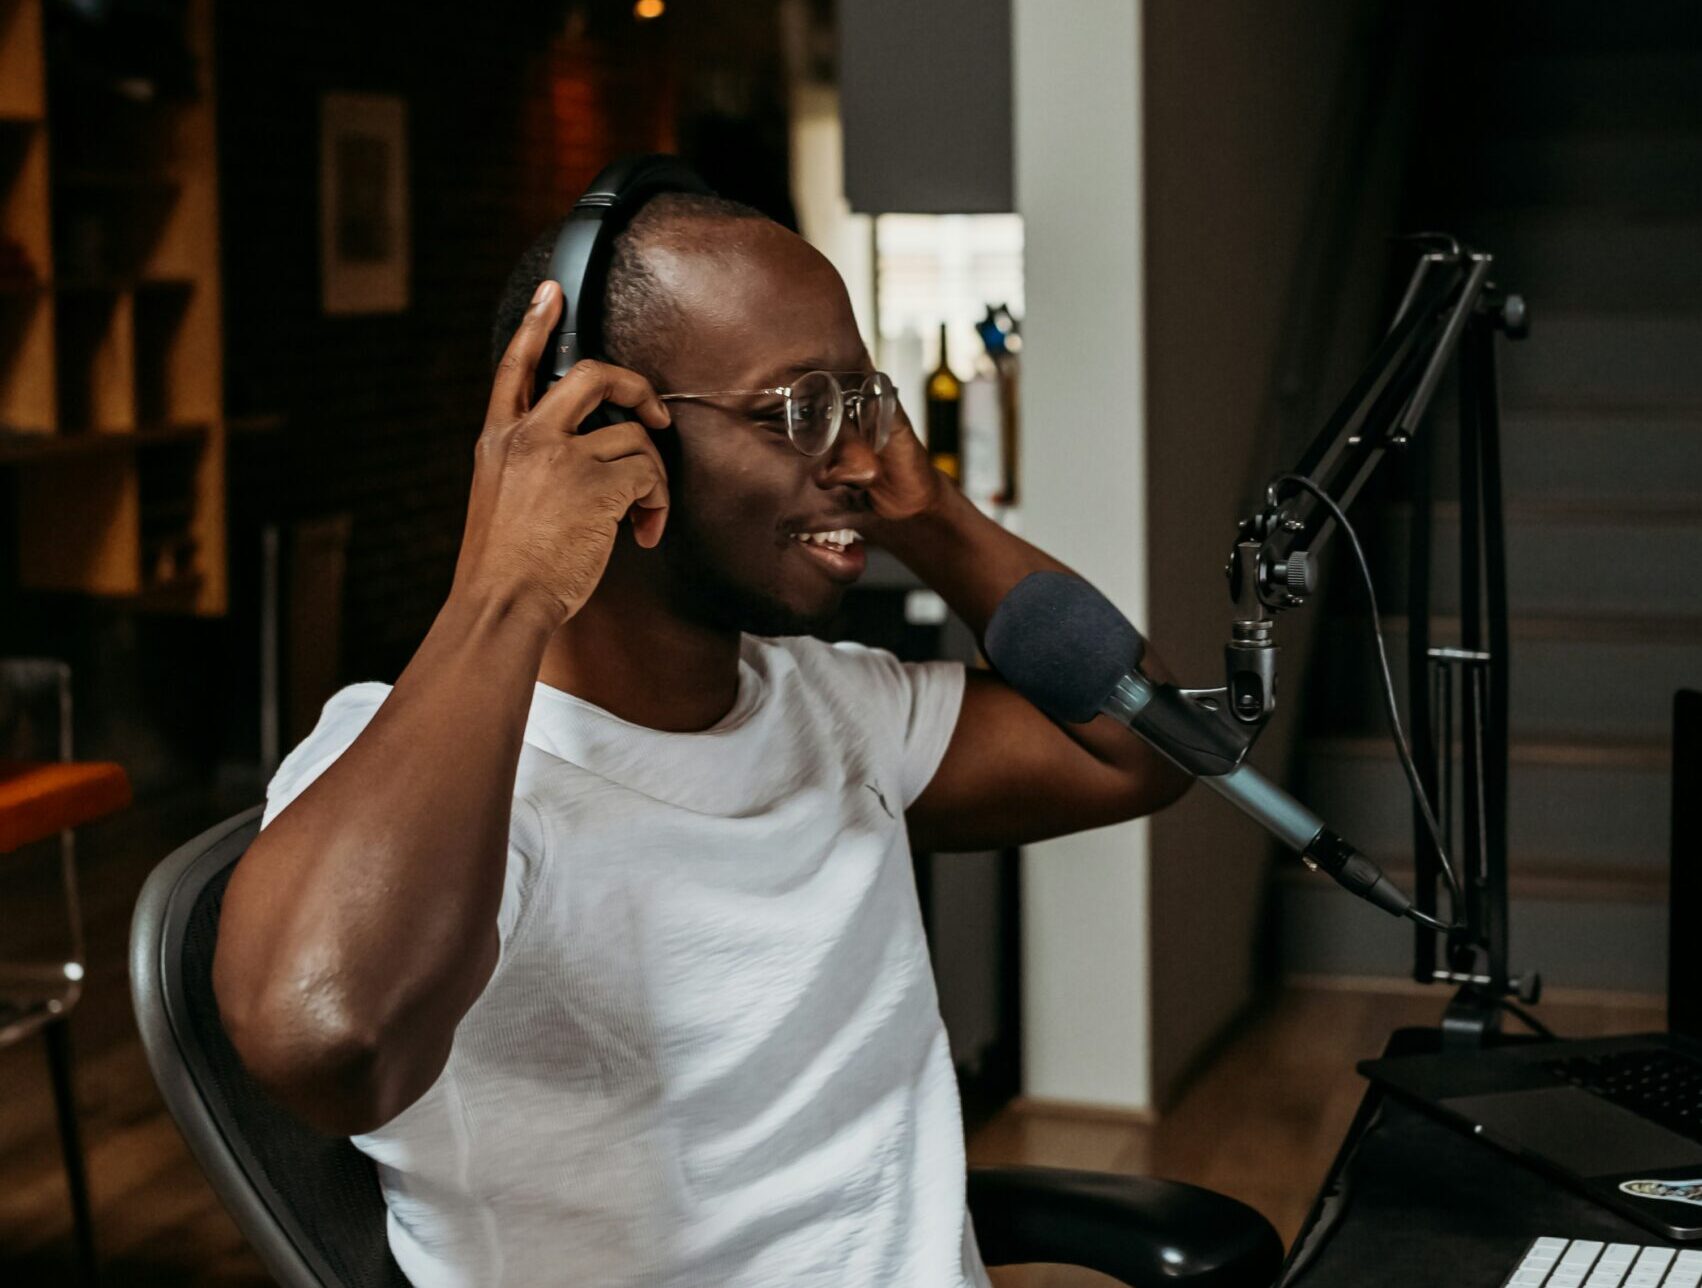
[865,782,894,818]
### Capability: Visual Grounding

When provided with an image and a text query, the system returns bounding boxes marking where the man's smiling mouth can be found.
[791,528,862,554]
[789,527,867,582]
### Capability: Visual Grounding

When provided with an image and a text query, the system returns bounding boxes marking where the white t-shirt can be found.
[259,633,990,1288]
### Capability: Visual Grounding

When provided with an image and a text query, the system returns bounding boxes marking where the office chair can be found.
[131,808,1283,1287]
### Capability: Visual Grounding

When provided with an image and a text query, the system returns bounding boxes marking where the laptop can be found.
[1360,689,1702,1242]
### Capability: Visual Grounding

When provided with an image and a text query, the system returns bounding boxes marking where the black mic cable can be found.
[1267,472,1462,928]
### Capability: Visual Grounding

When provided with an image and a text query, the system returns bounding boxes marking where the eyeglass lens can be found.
[786,371,896,456]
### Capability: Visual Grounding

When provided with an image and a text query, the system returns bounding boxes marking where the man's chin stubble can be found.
[662,541,841,638]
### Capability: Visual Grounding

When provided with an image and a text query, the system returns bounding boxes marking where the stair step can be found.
[1368,500,1702,618]
[1278,859,1666,905]
[1288,0,1701,999]
[1465,212,1702,311]
[1275,875,1668,992]
[1467,1,1702,54]
[1309,613,1702,742]
[1485,52,1702,133]
[1501,401,1702,504]
[1310,732,1666,769]
[1500,311,1702,403]
[1298,734,1669,867]
[1464,133,1702,215]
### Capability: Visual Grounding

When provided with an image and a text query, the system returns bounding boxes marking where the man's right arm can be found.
[216,590,553,1134]
[213,281,673,1135]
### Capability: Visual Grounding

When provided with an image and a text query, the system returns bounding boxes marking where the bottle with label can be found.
[925,322,962,483]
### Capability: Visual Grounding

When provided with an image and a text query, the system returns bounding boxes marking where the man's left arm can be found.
[865,434,1192,855]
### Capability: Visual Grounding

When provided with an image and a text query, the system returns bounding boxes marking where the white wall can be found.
[788,82,876,340]
[1142,0,1401,1106]
[1012,0,1153,1112]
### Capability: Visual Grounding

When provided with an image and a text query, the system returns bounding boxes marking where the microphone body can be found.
[1103,672,1412,917]
[985,571,1413,919]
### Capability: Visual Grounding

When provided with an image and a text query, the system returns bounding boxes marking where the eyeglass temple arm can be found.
[658,387,789,403]
[658,374,887,403]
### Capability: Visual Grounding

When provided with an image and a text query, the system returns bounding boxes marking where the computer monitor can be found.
[1670,690,1701,1041]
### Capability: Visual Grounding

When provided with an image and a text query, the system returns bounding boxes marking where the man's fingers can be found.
[606,453,669,510]
[535,359,671,433]
[584,422,665,467]
[486,280,561,424]
[604,455,670,548]
[516,420,668,497]
[629,506,667,549]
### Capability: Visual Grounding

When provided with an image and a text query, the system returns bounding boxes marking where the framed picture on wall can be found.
[319,92,410,315]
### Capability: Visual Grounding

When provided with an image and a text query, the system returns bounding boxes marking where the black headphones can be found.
[538,153,715,427]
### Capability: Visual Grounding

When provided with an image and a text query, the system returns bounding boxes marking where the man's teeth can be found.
[796,529,862,549]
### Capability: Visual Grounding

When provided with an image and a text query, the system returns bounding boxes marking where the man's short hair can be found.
[489,191,771,388]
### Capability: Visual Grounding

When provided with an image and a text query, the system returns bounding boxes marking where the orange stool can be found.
[0,759,131,853]
[1,662,130,1288]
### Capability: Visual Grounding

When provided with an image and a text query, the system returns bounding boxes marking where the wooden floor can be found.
[0,788,1665,1286]
[0,787,268,1287]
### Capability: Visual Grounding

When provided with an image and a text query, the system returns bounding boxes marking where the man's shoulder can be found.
[264,682,393,814]
[282,682,391,764]
[749,632,902,679]
[321,679,394,716]
[747,634,926,725]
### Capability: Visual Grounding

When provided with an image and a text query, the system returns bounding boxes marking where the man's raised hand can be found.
[454,280,672,627]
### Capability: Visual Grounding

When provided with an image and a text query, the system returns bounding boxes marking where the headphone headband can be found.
[543,154,714,400]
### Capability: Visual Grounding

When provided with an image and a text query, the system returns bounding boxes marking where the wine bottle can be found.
[925,322,962,482]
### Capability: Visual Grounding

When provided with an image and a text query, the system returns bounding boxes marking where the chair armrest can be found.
[967,1165,1283,1287]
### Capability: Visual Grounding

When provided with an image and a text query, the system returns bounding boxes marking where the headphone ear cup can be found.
[539,155,713,429]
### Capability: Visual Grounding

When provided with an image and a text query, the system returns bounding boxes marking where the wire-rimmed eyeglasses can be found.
[658,370,898,457]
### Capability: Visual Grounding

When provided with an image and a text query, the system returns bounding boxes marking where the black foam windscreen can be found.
[983,571,1146,724]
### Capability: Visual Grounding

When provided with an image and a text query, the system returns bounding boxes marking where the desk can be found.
[1281,1027,1686,1287]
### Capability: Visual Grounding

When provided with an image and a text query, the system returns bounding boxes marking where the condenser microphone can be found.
[984,571,1412,919]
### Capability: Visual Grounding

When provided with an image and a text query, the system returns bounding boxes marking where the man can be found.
[214,190,1189,1287]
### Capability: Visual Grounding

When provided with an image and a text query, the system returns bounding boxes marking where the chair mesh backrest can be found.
[169,834,410,1288]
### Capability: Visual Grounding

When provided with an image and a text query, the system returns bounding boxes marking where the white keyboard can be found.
[1506,1239,1702,1287]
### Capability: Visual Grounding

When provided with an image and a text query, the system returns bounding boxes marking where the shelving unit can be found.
[0,0,226,614]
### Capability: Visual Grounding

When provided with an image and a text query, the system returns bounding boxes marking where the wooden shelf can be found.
[0,421,208,464]
[2,0,226,614]
[1,117,51,286]
[0,277,197,297]
[53,288,134,431]
[0,1,46,122]
[227,411,287,437]
[55,169,183,191]
[54,275,196,294]
[132,570,205,614]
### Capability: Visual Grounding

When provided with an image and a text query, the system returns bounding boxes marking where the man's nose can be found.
[819,430,880,489]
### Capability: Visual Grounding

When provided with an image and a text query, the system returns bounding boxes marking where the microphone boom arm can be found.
[1177,237,1531,1036]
